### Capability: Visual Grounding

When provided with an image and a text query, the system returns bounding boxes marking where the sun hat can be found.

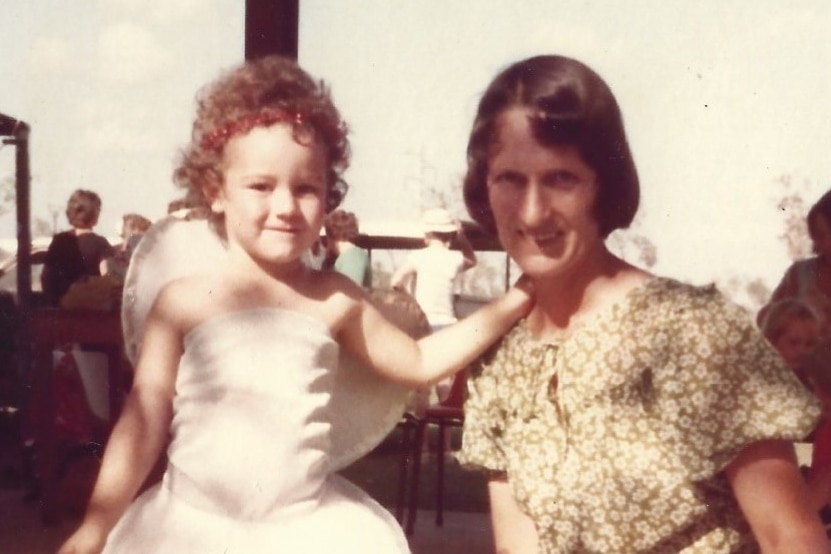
[421,208,457,234]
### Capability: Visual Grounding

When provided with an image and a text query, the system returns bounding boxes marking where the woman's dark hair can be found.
[807,189,831,239]
[65,189,102,229]
[463,55,639,238]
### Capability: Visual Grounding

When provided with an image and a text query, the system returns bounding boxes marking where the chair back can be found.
[439,369,468,409]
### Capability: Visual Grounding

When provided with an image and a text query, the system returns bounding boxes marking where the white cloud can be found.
[97,22,169,85]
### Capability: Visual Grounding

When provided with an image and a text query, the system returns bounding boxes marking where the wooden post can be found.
[245,0,299,60]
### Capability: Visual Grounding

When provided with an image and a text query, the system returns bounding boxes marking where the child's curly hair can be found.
[173,56,350,230]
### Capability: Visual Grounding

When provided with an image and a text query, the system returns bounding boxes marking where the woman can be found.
[323,209,372,287]
[457,55,827,553]
[763,190,831,341]
[41,189,114,306]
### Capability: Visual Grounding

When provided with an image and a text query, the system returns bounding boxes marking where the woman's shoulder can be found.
[639,276,723,305]
[634,277,758,343]
[630,277,748,325]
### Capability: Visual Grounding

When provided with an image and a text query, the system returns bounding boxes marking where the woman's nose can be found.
[517,183,550,225]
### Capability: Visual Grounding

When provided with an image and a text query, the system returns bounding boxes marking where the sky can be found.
[2,0,830,303]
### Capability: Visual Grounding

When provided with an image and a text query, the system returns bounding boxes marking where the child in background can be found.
[761,298,821,388]
[57,56,531,554]
[761,299,831,518]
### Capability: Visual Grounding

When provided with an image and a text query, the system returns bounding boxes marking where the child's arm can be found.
[339,277,532,388]
[57,289,182,554]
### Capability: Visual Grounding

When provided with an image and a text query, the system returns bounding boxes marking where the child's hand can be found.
[513,274,534,297]
[504,274,535,316]
[56,524,107,554]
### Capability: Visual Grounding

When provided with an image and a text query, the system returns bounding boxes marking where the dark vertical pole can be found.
[14,125,32,315]
[1,115,32,408]
[245,0,299,60]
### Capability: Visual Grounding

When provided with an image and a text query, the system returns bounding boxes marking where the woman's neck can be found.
[527,249,648,340]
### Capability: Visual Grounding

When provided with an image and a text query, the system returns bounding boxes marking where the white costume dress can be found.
[105,216,411,553]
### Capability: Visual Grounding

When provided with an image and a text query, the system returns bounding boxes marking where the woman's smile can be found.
[486,108,601,279]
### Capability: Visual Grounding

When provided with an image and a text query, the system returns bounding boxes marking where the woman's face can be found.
[810,213,831,263]
[486,108,603,280]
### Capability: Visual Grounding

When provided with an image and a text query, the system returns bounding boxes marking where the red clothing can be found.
[811,419,831,478]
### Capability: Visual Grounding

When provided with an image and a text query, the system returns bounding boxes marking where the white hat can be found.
[421,208,456,234]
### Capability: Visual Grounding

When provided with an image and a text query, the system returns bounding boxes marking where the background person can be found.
[456,54,826,553]
[322,209,371,287]
[391,208,476,331]
[41,189,113,306]
[760,298,821,389]
[104,213,152,282]
[391,207,477,411]
[761,189,831,342]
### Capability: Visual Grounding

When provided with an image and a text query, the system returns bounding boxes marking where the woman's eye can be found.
[490,171,524,188]
[543,171,581,189]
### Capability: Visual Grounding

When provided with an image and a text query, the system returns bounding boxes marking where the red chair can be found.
[403,369,467,535]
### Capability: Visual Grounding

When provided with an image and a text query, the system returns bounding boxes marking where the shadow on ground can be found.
[338,425,489,513]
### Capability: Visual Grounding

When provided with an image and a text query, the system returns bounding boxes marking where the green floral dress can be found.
[458,278,819,553]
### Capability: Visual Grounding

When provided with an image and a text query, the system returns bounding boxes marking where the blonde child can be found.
[761,298,821,388]
[57,56,531,554]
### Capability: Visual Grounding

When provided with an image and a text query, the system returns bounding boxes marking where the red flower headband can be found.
[200,109,307,153]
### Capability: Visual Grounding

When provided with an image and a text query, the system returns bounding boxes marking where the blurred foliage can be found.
[773,173,813,262]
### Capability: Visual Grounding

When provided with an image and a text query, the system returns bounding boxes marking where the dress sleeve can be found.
[657,286,820,480]
[458,355,509,473]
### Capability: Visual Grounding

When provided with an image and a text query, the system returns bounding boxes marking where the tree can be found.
[772,173,813,262]
[0,176,14,219]
[607,217,658,270]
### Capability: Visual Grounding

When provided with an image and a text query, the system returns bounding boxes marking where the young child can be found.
[56,56,531,554]
[761,298,821,388]
[761,299,831,516]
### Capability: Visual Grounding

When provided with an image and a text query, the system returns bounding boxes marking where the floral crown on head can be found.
[199,108,307,153]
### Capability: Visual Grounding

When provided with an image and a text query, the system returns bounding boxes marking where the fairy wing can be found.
[121,215,415,470]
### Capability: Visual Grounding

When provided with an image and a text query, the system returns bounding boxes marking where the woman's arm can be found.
[57,291,182,554]
[726,439,829,553]
[339,278,532,388]
[488,475,539,554]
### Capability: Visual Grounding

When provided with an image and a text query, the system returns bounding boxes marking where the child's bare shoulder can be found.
[151,272,231,329]
[157,272,223,303]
